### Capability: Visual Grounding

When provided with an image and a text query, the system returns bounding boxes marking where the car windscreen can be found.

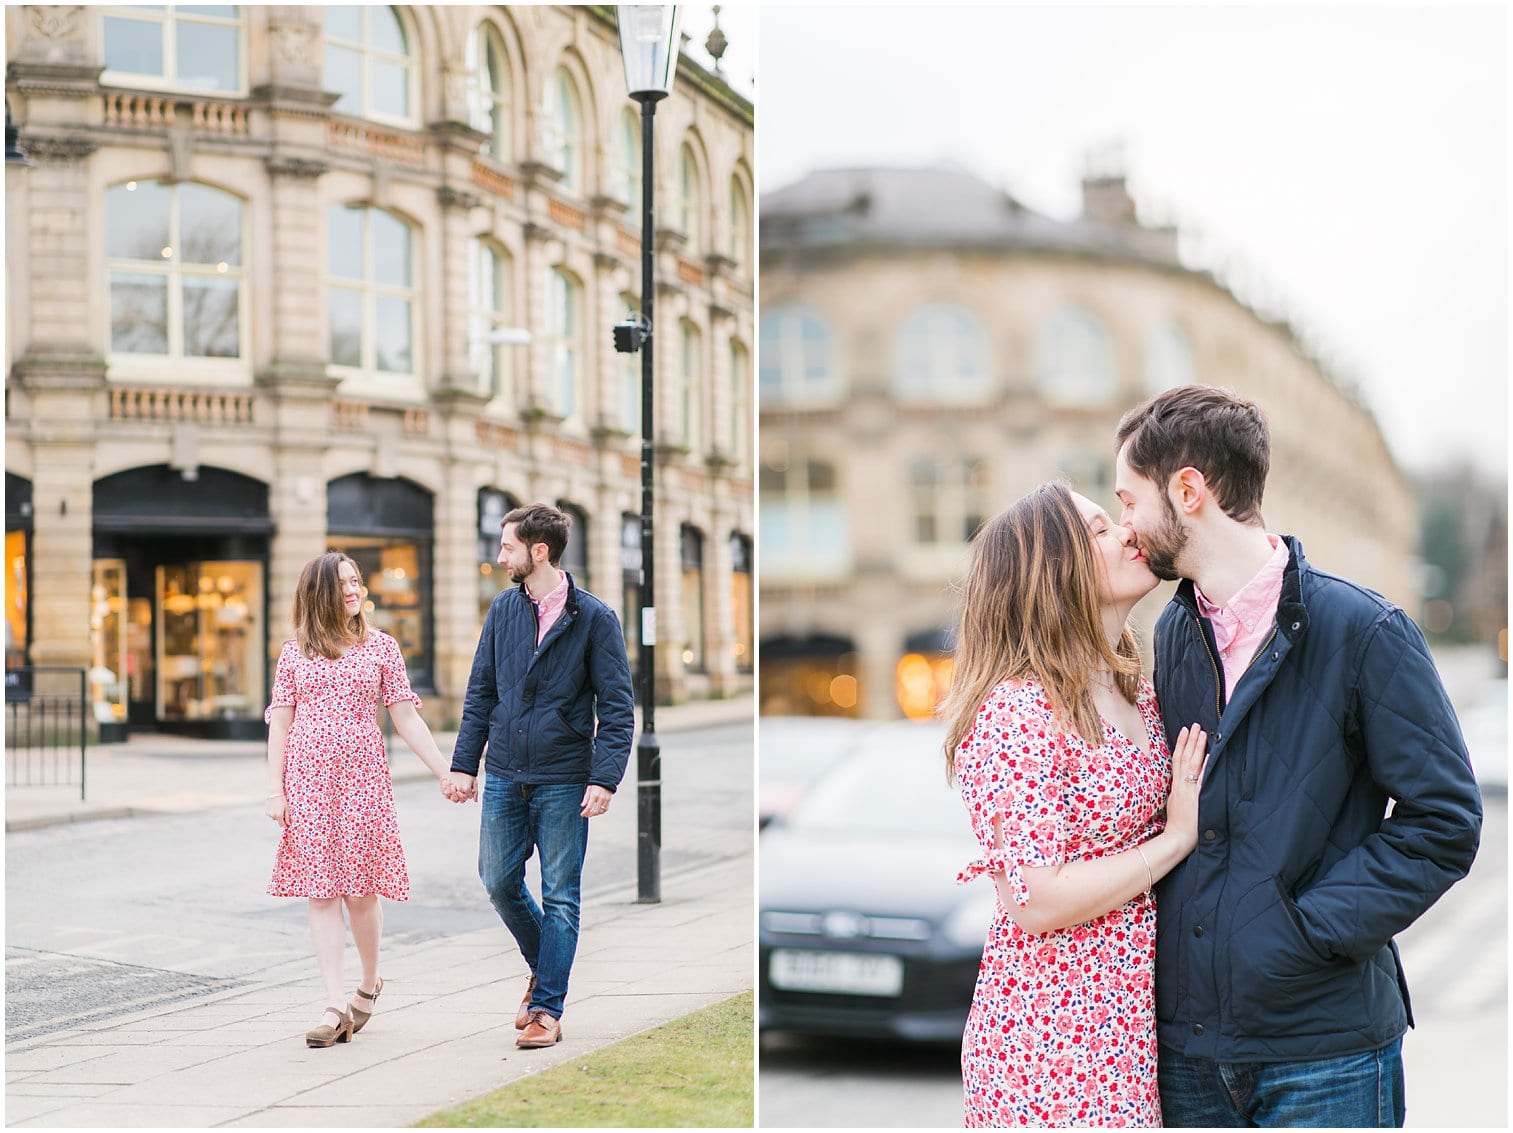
[785,732,964,837]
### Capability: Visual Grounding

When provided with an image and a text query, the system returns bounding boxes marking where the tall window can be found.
[679,320,702,451]
[618,109,641,215]
[1039,307,1116,403]
[759,304,840,405]
[730,533,752,673]
[107,179,244,363]
[102,5,243,94]
[728,176,750,268]
[895,301,990,401]
[328,204,415,378]
[324,6,414,124]
[760,453,849,576]
[678,143,703,248]
[548,268,583,420]
[469,238,513,404]
[547,67,584,193]
[909,457,989,546]
[468,24,511,161]
[619,290,641,434]
[1145,321,1197,393]
[477,488,519,624]
[559,502,590,591]
[728,339,750,462]
[680,525,705,672]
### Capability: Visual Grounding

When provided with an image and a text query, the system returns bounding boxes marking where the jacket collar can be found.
[515,570,581,614]
[1174,535,1311,643]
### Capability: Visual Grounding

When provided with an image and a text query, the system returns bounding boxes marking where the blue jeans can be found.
[478,778,589,1020]
[1159,1038,1405,1127]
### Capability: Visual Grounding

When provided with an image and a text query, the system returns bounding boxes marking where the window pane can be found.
[176,20,238,90]
[178,183,241,266]
[324,6,361,43]
[328,205,364,280]
[372,59,409,117]
[182,277,240,357]
[107,181,171,261]
[759,503,792,554]
[178,6,237,17]
[324,44,361,113]
[371,212,410,285]
[110,273,169,354]
[104,16,164,77]
[329,287,362,367]
[370,6,407,54]
[374,295,412,373]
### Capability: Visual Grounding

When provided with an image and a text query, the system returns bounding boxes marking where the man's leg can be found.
[524,783,590,1019]
[1158,1045,1249,1127]
[478,776,544,974]
[1247,1039,1405,1128]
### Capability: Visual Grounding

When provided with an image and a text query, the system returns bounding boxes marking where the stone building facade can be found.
[759,166,1416,720]
[5,5,754,737]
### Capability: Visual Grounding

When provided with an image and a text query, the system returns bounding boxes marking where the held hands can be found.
[265,793,288,827]
[1164,725,1210,852]
[581,784,612,818]
[441,771,478,804]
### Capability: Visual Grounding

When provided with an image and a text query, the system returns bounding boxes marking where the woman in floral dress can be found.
[264,552,469,1047]
[941,484,1209,1126]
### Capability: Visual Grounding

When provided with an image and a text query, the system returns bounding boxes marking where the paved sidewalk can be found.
[5,695,755,1127]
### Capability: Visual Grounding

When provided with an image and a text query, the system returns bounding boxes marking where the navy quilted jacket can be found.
[1151,536,1481,1062]
[450,574,635,792]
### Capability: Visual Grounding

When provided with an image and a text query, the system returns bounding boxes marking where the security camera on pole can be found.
[613,5,679,904]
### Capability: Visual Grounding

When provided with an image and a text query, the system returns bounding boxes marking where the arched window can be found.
[477,487,520,622]
[728,175,750,269]
[469,238,513,404]
[1039,307,1116,403]
[548,267,583,420]
[618,109,641,215]
[679,319,703,451]
[102,5,245,94]
[468,23,511,161]
[324,6,414,124]
[547,67,584,193]
[328,204,416,378]
[107,179,245,363]
[678,143,703,248]
[894,301,990,401]
[1145,320,1197,393]
[759,304,840,405]
[679,524,705,672]
[728,339,750,462]
[558,502,590,590]
[908,456,989,546]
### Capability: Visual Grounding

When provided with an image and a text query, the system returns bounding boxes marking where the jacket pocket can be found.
[1224,876,1342,1035]
[554,706,591,741]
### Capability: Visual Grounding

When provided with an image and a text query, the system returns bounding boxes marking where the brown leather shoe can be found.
[514,974,537,1030]
[516,1008,562,1049]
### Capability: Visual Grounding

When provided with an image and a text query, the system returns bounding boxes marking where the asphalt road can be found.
[4,722,753,1046]
[758,794,1508,1130]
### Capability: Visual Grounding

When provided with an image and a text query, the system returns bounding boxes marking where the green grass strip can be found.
[415,990,754,1129]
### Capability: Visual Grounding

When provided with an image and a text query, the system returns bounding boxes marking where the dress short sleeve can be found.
[264,639,300,725]
[377,632,423,710]
[955,679,1068,907]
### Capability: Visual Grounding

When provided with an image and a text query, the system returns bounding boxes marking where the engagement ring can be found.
[1184,775,1199,783]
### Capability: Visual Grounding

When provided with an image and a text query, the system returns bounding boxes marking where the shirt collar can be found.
[1195,534,1289,631]
[529,573,570,611]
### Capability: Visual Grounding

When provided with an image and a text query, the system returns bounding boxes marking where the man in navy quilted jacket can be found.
[1113,385,1482,1127]
[449,503,635,1051]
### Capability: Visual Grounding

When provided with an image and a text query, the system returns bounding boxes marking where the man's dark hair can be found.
[1115,385,1270,525]
[503,503,572,566]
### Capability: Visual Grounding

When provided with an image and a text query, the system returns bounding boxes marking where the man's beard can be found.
[1140,495,1190,582]
[508,559,535,585]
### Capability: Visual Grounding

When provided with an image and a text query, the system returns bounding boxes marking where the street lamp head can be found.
[617,6,680,102]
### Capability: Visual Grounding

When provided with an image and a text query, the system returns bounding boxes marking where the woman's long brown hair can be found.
[293,552,370,660]
[940,482,1140,783]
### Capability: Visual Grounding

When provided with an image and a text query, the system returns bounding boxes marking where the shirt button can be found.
[1193,925,1206,938]
[1193,1023,1205,1036]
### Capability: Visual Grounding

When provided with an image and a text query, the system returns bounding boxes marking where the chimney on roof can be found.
[1081,173,1138,227]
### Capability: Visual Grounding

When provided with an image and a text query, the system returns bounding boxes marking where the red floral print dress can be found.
[956,676,1170,1128]
[265,631,422,900]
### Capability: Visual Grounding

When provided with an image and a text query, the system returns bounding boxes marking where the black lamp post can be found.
[614,5,680,904]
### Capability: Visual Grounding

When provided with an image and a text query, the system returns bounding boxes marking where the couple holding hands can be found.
[263,503,634,1053]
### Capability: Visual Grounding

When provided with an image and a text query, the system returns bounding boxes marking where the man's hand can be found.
[443,771,478,804]
[581,785,612,818]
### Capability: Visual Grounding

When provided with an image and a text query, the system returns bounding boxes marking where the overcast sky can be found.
[759,5,1508,480]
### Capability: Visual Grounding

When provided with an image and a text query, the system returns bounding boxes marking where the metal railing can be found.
[4,667,87,800]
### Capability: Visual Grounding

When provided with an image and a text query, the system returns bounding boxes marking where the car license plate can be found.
[769,949,904,997]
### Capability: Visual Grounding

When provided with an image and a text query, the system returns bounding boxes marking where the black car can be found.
[759,719,993,1043]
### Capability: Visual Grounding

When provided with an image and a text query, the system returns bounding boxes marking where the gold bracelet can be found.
[1135,844,1155,892]
[267,792,285,799]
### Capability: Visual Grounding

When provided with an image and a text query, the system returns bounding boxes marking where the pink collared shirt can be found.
[529,574,570,648]
[1195,535,1290,704]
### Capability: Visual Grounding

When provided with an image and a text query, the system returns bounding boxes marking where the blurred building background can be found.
[5,4,754,739]
[757,163,1491,720]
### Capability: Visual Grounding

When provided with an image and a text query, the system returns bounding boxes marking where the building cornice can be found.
[6,60,104,98]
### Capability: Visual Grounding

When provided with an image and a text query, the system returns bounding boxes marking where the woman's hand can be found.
[266,792,288,827]
[1164,725,1209,853]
